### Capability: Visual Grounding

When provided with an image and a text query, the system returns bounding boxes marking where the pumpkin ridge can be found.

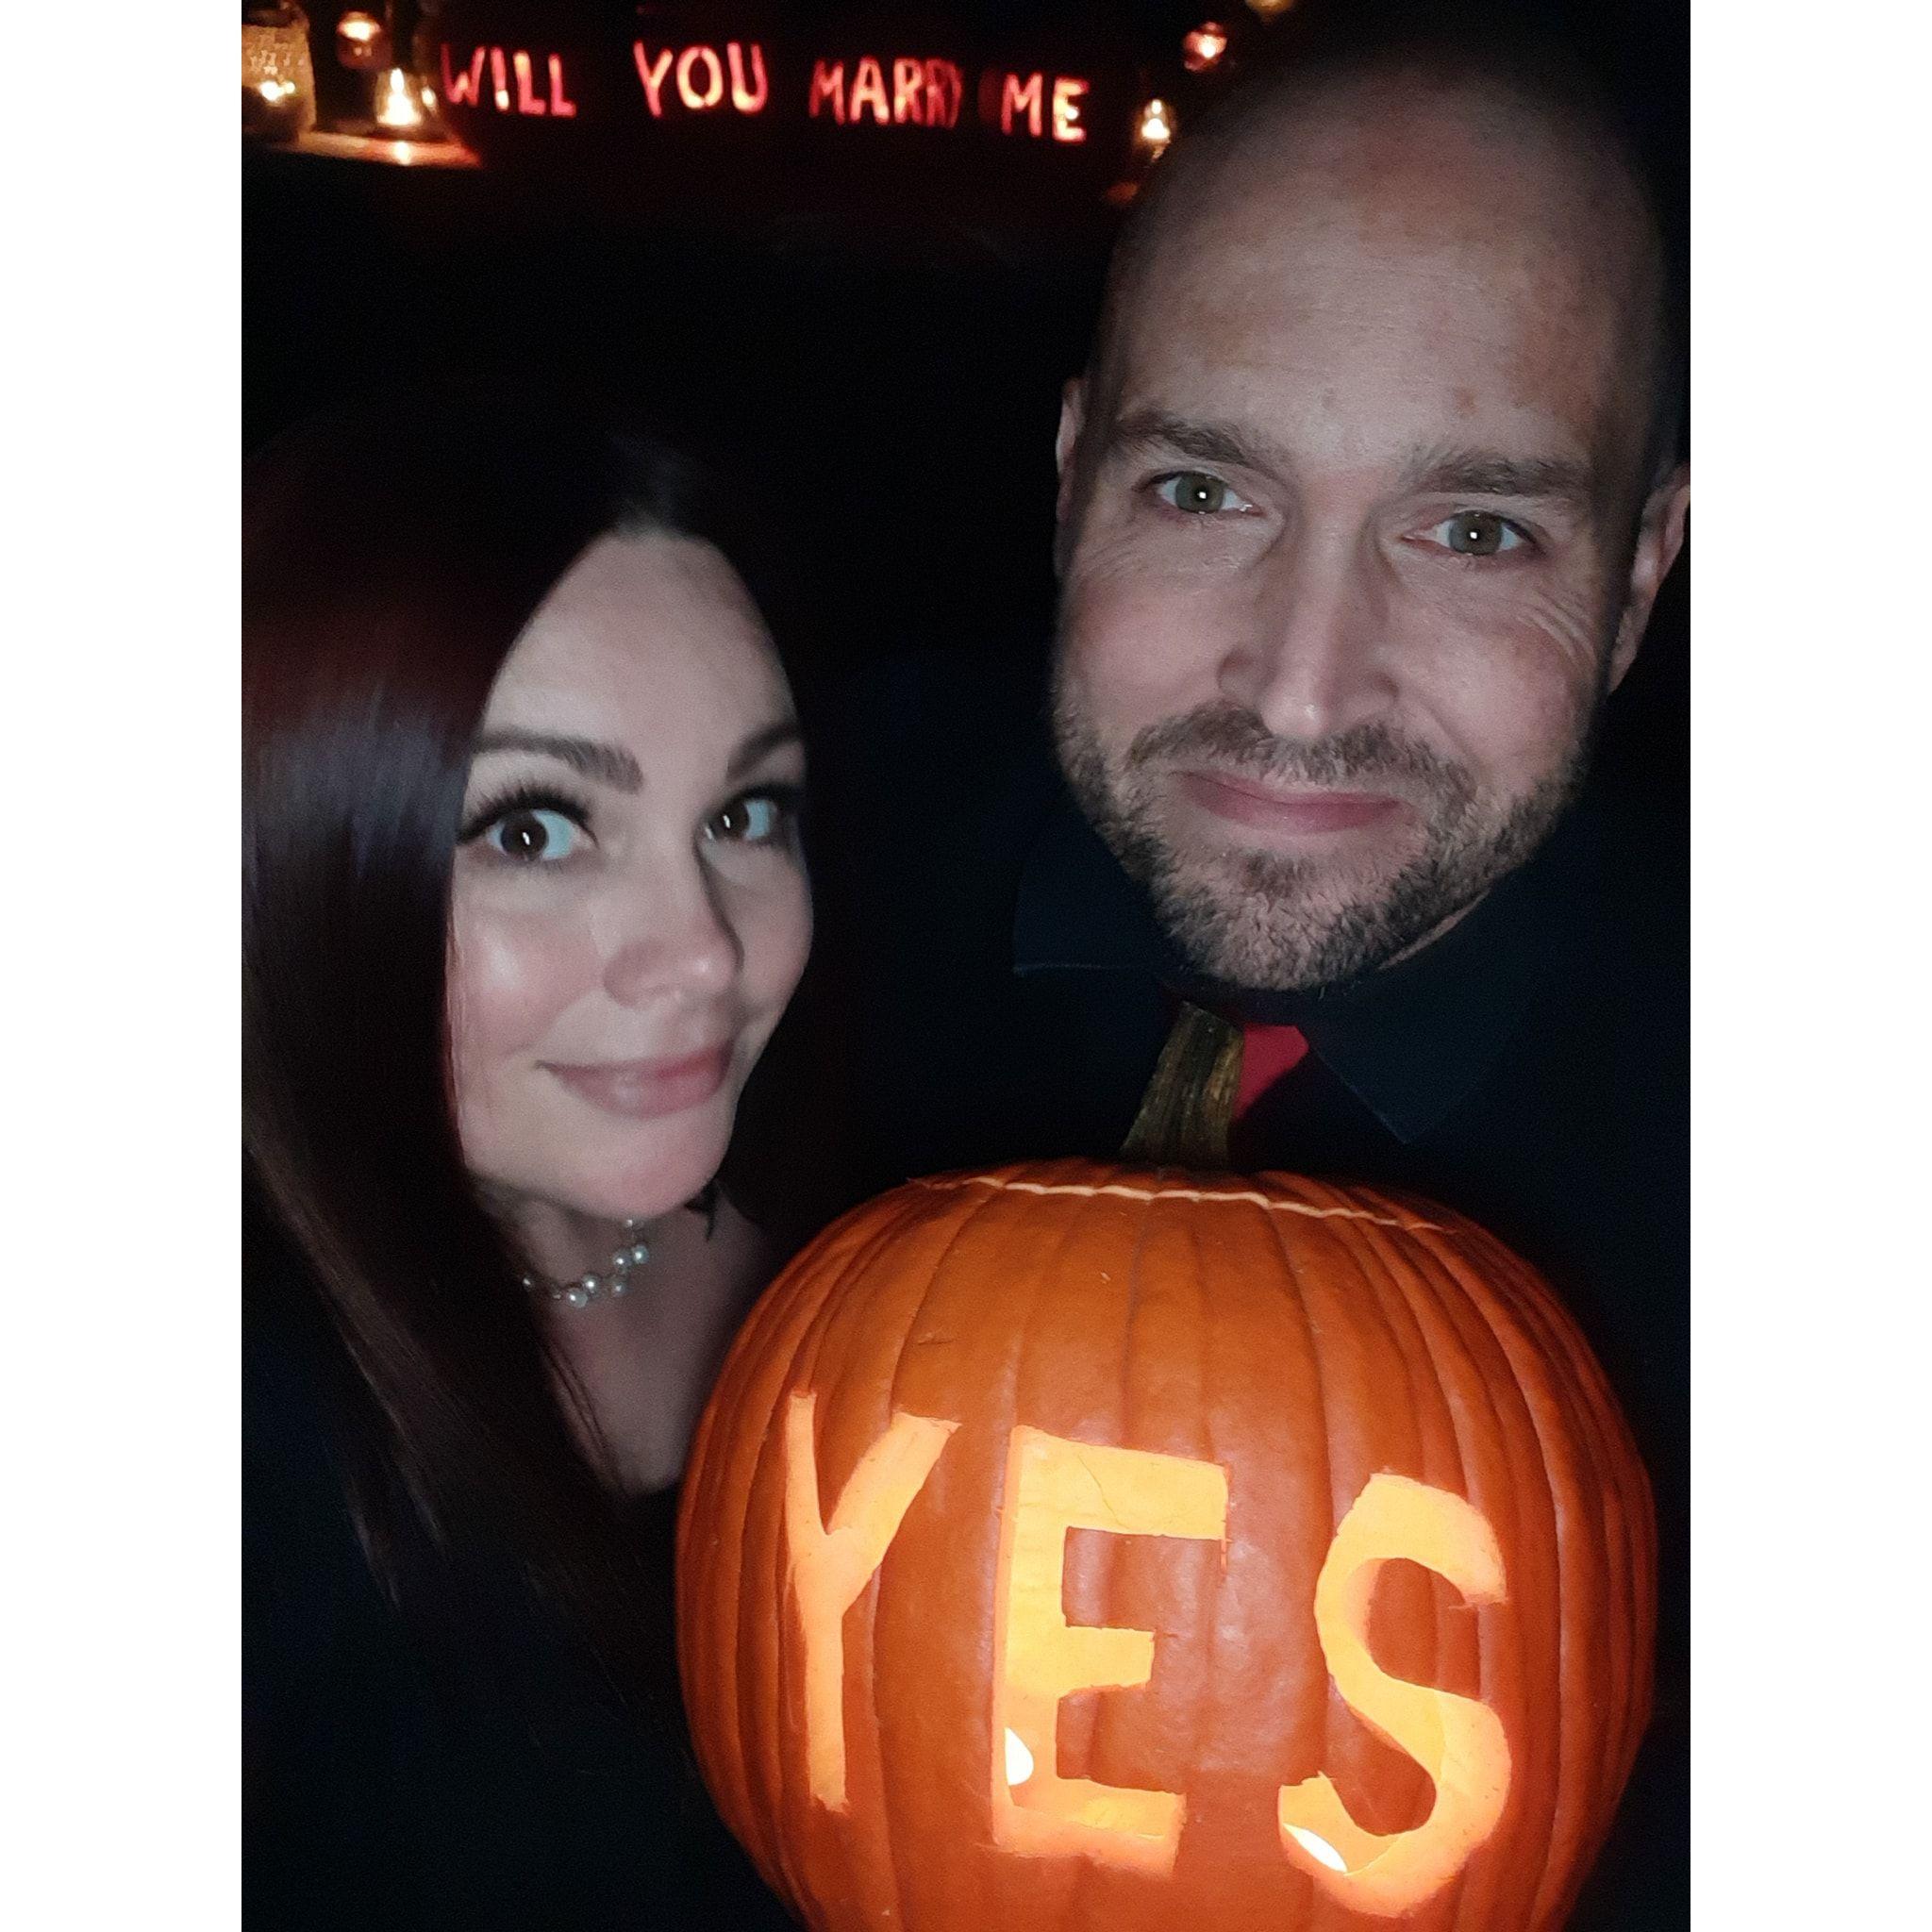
[1483,1240,1623,1932]
[687,1217,874,1888]
[1414,1227,1625,1930]
[1447,1232,1593,1932]
[983,1171,1109,1930]
[1349,1215,1461,1857]
[1319,1207,1445,1873]
[1182,1205,1218,1843]
[1257,1179,1340,1926]
[873,1176,1015,1932]
[1457,1223,1656,1814]
[1087,1177,1157,1825]
[1358,1215,1533,1929]
[771,1191,944,1916]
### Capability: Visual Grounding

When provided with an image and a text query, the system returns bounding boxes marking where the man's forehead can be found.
[1147,89,1630,312]
[1108,90,1645,474]
[1116,246,1611,458]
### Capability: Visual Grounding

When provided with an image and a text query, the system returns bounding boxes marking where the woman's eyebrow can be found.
[470,730,642,792]
[726,720,804,782]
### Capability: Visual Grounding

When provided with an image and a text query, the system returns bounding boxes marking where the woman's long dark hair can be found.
[244,397,776,1683]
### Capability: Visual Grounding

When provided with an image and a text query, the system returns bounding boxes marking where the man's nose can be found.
[1217,530,1397,742]
[600,863,741,1009]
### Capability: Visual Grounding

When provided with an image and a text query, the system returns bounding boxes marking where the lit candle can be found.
[375,67,425,131]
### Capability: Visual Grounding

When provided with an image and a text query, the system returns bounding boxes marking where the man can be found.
[805,11,1688,1922]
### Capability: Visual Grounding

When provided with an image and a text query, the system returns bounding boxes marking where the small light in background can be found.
[1245,0,1297,19]
[334,10,390,74]
[375,66,425,130]
[1183,23,1230,74]
[1137,97,1175,156]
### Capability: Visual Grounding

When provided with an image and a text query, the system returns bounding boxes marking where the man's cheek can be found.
[1067,581,1219,725]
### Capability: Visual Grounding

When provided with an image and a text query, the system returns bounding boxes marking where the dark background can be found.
[244,0,1687,807]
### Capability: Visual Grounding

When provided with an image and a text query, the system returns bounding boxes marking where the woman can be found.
[244,401,807,1927]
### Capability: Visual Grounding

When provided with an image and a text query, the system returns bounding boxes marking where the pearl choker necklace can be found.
[519,1187,719,1309]
[522,1219,653,1309]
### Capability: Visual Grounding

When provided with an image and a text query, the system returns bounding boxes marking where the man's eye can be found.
[1427,511,1528,558]
[484,808,585,863]
[1153,471,1252,516]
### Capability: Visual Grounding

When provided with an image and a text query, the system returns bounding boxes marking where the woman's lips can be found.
[1174,769,1402,837]
[542,1045,732,1121]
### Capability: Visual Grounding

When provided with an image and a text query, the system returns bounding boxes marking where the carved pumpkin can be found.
[678,1158,1654,1930]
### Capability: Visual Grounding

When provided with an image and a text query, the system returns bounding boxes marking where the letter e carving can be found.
[991,1426,1228,1875]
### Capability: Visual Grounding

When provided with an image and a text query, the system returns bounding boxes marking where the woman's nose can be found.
[599,868,741,1009]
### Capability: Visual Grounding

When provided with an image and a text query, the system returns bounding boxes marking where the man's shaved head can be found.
[1085,21,1684,517]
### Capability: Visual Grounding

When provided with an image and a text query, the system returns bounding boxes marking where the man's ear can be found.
[1051,378,1089,581]
[1054,376,1087,528]
[1607,464,1690,692]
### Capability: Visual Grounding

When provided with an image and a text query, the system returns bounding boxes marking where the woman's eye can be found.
[1153,471,1252,516]
[1427,511,1528,558]
[707,791,794,846]
[484,807,586,863]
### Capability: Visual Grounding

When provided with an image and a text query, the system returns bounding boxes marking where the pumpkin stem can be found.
[1120,1001,1244,1170]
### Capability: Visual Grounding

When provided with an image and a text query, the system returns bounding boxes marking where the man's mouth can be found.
[1173,768,1403,837]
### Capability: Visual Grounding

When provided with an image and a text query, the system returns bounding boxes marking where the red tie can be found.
[1234,1023,1310,1122]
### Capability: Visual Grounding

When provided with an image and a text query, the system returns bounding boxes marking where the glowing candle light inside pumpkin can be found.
[1285,1826,1348,1874]
[1138,98,1174,154]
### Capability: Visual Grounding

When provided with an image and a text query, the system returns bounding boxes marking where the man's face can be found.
[1053,86,1688,991]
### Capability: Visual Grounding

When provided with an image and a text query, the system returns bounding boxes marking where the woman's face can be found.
[448,532,810,1225]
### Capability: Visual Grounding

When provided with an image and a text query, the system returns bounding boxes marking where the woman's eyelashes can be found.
[460,784,595,865]
[459,778,806,874]
[704,782,805,852]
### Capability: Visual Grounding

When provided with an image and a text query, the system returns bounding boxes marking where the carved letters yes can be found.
[782,1393,1513,1917]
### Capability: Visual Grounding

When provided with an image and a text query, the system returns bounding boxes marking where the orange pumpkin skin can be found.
[678,1160,1655,1932]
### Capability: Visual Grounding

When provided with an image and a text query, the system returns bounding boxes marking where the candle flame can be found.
[376,69,425,130]
[1184,24,1230,73]
[1286,1825,1349,1873]
[1138,99,1174,151]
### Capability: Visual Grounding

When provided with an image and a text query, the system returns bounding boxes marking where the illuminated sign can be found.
[440,35,1099,143]
[420,0,1143,212]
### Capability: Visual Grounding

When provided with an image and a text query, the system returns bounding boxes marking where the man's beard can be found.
[1052,678,1596,995]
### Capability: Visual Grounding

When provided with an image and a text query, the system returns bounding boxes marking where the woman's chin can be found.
[465,1088,740,1230]
[566,1125,733,1225]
